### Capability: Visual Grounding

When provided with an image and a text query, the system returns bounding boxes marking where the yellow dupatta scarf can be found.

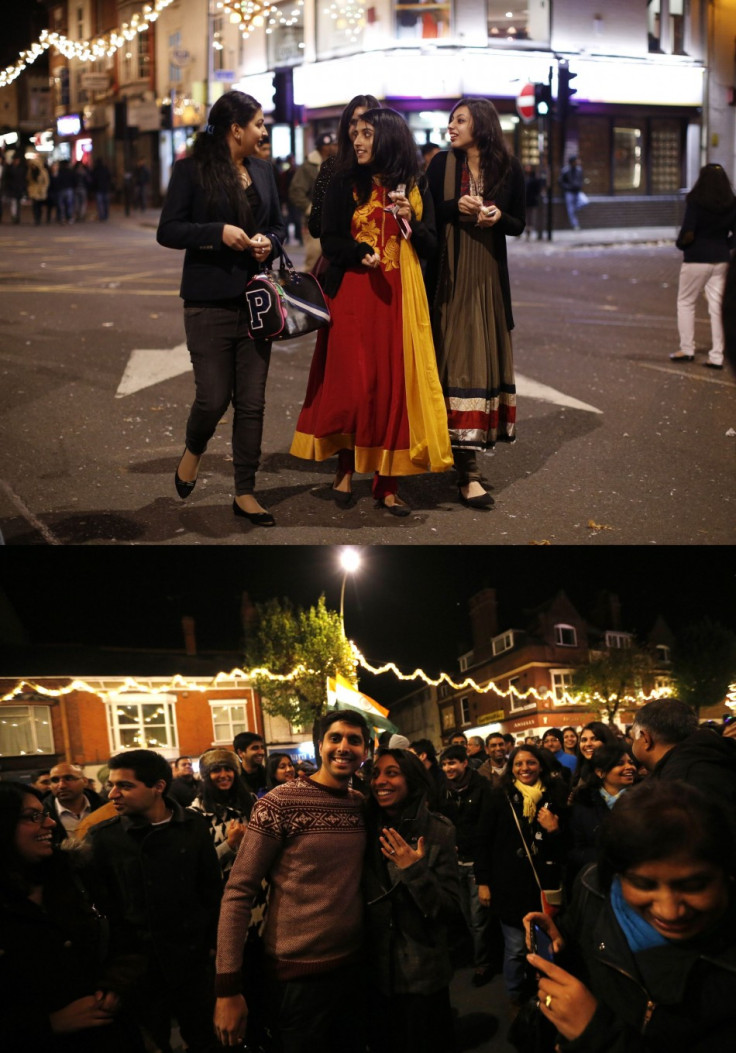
[513,778,544,821]
[399,186,453,472]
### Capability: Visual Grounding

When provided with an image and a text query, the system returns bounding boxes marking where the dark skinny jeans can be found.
[183,303,272,495]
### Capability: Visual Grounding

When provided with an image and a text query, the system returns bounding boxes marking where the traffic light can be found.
[557,61,578,121]
[272,69,294,124]
[534,83,553,119]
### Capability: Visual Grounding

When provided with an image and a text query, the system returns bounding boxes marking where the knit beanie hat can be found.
[198,748,240,779]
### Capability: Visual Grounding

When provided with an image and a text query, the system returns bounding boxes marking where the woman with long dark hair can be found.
[157,90,286,527]
[364,749,461,1052]
[307,93,381,242]
[0,781,144,1052]
[262,752,296,795]
[567,744,637,884]
[291,108,452,514]
[671,162,736,369]
[524,780,736,1052]
[474,745,568,1012]
[573,720,620,791]
[427,97,525,510]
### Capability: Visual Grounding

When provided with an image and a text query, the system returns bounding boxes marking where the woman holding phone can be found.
[523,780,736,1052]
[290,107,452,515]
[427,97,525,510]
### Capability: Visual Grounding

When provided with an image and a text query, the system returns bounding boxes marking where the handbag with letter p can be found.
[244,241,330,342]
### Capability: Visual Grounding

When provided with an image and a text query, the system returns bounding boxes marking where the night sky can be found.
[1,0,47,69]
[1,547,734,705]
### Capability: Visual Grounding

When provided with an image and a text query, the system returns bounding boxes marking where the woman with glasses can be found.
[0,781,144,1052]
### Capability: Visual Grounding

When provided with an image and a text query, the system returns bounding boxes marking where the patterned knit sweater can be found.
[215,776,366,994]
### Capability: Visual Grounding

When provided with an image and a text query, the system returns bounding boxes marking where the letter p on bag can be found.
[245,287,272,332]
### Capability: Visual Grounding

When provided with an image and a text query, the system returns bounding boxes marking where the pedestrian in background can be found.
[27,157,49,226]
[290,107,452,515]
[73,160,90,221]
[671,162,736,370]
[91,157,112,221]
[3,154,27,224]
[559,155,585,229]
[523,162,545,239]
[289,131,338,270]
[427,96,525,511]
[133,159,150,211]
[156,89,286,528]
[56,160,75,224]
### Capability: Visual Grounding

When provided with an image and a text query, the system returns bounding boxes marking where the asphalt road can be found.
[0,208,733,546]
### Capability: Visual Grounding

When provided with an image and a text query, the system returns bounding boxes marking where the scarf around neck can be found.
[513,778,544,821]
[610,875,669,953]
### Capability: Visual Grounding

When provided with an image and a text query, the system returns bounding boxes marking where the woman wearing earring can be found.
[290,108,452,515]
[157,90,285,528]
[427,97,525,510]
[307,94,381,243]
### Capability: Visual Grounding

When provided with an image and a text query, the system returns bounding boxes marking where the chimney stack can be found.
[181,615,197,656]
[468,588,498,661]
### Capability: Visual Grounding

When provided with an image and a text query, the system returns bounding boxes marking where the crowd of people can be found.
[2,699,736,1053]
[0,150,147,225]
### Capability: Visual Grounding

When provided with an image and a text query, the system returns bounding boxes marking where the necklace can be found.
[467,162,484,198]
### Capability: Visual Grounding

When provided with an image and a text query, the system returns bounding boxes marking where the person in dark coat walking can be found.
[524,780,736,1053]
[4,154,27,223]
[91,158,113,221]
[364,748,461,1053]
[85,749,222,1053]
[475,744,568,1009]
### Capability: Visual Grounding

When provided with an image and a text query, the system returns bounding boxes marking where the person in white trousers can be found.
[671,163,736,370]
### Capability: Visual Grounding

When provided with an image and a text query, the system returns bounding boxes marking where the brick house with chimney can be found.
[397,587,675,747]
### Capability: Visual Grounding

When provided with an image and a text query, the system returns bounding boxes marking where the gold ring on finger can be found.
[545,994,553,1009]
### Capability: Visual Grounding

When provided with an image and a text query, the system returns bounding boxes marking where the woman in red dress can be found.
[290,108,452,515]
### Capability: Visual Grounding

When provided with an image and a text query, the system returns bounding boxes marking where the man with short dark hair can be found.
[87,749,222,1053]
[45,762,102,844]
[29,768,52,795]
[450,732,468,748]
[214,709,370,1052]
[233,732,267,795]
[631,698,736,805]
[168,755,201,806]
[478,733,508,787]
[440,745,494,987]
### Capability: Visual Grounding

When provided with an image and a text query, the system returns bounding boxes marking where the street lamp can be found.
[338,547,361,633]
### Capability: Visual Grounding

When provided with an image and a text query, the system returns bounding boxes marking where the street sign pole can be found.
[546,66,554,242]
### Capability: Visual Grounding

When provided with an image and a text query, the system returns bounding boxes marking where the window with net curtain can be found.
[0,705,53,756]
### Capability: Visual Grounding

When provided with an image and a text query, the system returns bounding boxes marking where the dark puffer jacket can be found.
[363,797,461,996]
[555,864,736,1053]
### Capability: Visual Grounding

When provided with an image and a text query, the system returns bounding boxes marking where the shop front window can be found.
[395,0,452,41]
[614,124,644,194]
[650,119,682,192]
[266,1,305,67]
[488,0,550,44]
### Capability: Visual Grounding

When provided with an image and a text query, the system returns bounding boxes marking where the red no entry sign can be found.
[516,82,536,124]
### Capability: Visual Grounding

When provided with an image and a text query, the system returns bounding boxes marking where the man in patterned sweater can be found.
[214,708,370,1051]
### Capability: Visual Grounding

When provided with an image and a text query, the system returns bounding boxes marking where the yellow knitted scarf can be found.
[513,779,544,821]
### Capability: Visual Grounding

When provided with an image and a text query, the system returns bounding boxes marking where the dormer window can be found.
[554,624,577,647]
[492,630,514,656]
[606,631,632,649]
[656,644,671,663]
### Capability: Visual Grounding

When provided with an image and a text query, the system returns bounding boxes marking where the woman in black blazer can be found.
[157,90,286,527]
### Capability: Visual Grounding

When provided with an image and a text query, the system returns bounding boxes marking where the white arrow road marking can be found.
[116,343,190,398]
[515,373,602,414]
[115,348,602,415]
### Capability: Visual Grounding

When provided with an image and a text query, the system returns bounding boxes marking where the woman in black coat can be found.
[364,749,461,1053]
[568,744,637,885]
[0,782,143,1053]
[525,780,736,1053]
[475,745,568,1009]
[157,90,286,527]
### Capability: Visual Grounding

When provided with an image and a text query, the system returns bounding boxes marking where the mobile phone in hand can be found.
[531,923,554,962]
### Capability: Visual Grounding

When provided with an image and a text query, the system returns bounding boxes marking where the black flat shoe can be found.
[174,449,197,499]
[458,487,495,509]
[331,486,353,507]
[375,496,411,517]
[232,499,276,527]
[703,361,724,370]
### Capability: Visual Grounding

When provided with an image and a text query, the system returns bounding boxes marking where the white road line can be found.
[0,479,63,545]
